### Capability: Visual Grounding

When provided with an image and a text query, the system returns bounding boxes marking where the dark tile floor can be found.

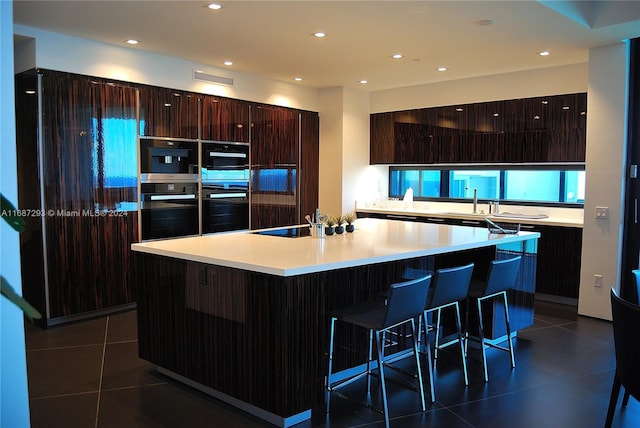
[25,301,640,428]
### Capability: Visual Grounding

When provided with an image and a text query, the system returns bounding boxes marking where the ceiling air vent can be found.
[193,70,234,86]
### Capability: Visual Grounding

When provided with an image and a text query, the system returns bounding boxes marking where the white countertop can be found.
[131,218,540,277]
[356,201,583,228]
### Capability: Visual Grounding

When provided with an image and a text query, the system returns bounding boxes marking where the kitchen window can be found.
[390,166,585,206]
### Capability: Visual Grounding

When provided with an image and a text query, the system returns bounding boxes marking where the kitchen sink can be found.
[492,212,548,220]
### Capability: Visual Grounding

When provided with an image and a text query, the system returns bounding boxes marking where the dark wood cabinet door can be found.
[138,86,199,139]
[299,110,319,223]
[250,105,299,229]
[522,224,582,298]
[370,93,587,164]
[201,96,249,142]
[19,70,139,324]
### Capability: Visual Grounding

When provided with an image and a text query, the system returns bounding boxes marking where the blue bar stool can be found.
[466,256,521,382]
[325,275,431,428]
[421,263,474,402]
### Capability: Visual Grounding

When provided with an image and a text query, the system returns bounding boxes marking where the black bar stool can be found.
[422,263,474,402]
[325,275,431,428]
[465,256,521,382]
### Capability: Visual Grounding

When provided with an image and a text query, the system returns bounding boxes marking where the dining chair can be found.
[605,289,640,428]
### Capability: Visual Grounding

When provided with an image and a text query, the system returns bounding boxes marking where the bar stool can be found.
[422,263,474,402]
[326,275,431,428]
[465,256,521,382]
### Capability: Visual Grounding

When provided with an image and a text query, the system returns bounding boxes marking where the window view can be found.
[390,167,585,205]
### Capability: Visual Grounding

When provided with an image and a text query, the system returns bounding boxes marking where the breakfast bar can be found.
[131,218,539,427]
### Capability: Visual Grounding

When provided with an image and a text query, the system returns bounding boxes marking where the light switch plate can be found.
[595,206,609,219]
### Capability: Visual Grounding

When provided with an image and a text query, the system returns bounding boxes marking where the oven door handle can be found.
[149,194,197,201]
[209,152,247,159]
[209,192,247,199]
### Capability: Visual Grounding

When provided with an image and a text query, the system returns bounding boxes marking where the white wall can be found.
[371,63,588,113]
[14,25,321,112]
[578,42,630,320]
[341,88,370,214]
[318,88,344,216]
[1,2,31,426]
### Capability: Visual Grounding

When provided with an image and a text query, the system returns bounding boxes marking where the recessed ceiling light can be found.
[538,51,551,56]
[437,67,448,72]
[313,32,326,38]
[392,53,403,59]
[223,61,233,66]
[125,39,139,45]
[294,77,303,81]
[359,80,368,84]
[477,19,494,26]
[207,3,222,10]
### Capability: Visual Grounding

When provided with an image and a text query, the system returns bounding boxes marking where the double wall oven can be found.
[201,141,250,234]
[139,138,250,240]
[139,137,199,240]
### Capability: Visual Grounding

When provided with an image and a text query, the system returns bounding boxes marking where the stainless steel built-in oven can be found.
[201,141,250,234]
[140,182,199,240]
[140,137,199,183]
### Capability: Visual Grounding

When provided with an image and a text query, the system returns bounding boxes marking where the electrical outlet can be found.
[594,274,603,288]
[595,206,609,219]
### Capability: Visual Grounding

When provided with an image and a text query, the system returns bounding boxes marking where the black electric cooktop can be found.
[251,225,311,238]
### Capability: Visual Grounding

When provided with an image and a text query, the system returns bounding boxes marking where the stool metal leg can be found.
[454,302,469,386]
[366,329,374,400]
[326,316,337,413]
[374,330,390,428]
[422,310,436,402]
[476,298,489,382]
[410,317,427,411]
[433,308,442,368]
[502,291,515,368]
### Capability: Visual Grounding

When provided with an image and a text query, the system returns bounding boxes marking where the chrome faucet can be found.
[466,187,478,214]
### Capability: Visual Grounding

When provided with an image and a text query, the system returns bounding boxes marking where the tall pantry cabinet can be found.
[15,70,139,327]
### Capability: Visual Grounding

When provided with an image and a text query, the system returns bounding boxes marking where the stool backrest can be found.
[483,256,522,296]
[428,263,474,309]
[384,275,432,328]
[610,289,640,400]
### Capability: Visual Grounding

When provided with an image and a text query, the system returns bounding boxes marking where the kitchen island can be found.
[131,218,539,427]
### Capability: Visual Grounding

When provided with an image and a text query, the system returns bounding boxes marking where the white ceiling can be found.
[12,1,640,92]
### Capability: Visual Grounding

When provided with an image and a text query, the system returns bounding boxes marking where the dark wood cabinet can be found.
[299,110,320,225]
[138,86,199,139]
[15,70,138,327]
[201,95,249,142]
[370,93,587,164]
[520,224,583,298]
[250,105,300,229]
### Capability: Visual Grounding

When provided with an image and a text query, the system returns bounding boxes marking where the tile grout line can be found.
[94,316,109,428]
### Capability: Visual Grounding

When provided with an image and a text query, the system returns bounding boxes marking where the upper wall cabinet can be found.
[370,92,587,164]
[138,86,199,139]
[201,95,250,142]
